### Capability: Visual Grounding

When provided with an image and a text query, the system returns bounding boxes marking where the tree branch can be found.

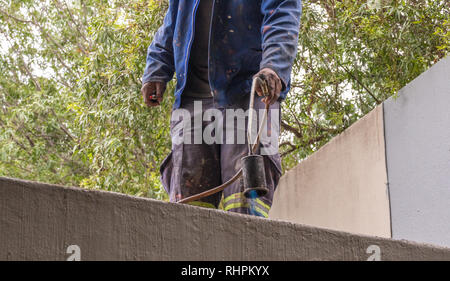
[281,120,303,139]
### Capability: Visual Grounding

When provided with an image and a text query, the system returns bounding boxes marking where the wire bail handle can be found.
[247,76,270,156]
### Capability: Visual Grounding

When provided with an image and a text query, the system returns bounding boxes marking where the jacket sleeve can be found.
[260,0,302,90]
[142,0,178,84]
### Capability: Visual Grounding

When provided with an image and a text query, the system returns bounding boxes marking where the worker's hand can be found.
[141,81,166,107]
[253,68,283,105]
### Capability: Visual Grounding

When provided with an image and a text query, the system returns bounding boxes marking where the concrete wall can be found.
[1,177,449,261]
[270,105,391,238]
[384,56,450,247]
[270,57,450,246]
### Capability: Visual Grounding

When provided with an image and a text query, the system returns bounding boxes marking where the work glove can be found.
[141,81,166,107]
[253,68,283,105]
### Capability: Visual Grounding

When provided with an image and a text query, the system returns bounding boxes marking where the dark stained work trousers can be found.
[159,94,282,217]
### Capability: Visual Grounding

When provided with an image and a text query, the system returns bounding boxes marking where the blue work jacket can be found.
[142,0,302,108]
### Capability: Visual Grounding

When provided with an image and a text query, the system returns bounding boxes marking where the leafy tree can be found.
[281,0,449,170]
[0,0,448,198]
[1,0,172,199]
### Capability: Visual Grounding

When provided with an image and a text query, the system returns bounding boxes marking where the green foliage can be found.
[0,0,172,199]
[281,0,449,170]
[0,0,448,197]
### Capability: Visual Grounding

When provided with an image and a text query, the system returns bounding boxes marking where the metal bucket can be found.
[241,155,268,198]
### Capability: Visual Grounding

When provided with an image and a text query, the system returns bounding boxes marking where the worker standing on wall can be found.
[141,0,302,217]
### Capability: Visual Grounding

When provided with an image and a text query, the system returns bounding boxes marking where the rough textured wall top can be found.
[1,177,449,261]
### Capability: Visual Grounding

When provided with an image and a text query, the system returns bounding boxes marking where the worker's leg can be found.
[220,95,282,217]
[160,96,222,208]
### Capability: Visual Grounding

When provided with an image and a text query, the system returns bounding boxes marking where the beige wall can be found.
[2,176,449,261]
[270,105,391,238]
